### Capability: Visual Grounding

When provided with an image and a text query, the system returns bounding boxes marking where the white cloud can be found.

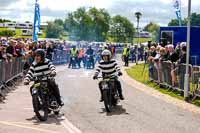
[39,0,114,11]
[0,0,200,25]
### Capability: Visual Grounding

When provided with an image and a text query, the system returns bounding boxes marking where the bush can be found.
[0,29,15,37]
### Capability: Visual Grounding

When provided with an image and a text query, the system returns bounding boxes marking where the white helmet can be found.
[101,49,111,58]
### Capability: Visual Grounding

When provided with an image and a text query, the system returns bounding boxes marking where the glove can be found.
[24,80,29,85]
[118,71,123,76]
[50,71,56,77]
[93,75,98,80]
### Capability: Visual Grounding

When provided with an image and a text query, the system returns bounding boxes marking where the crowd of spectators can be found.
[0,38,123,67]
[147,42,191,95]
[0,38,71,71]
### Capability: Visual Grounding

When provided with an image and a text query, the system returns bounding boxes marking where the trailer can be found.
[159,26,200,65]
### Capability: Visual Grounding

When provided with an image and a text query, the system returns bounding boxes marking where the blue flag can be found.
[173,0,182,26]
[32,0,40,42]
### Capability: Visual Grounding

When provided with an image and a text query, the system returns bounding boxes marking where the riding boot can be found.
[116,80,124,100]
[49,80,64,106]
[68,57,72,68]
[99,82,103,102]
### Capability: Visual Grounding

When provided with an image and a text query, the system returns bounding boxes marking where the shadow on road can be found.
[99,105,129,116]
[26,113,66,126]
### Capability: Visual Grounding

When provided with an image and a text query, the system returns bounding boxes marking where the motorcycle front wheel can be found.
[32,94,48,121]
[103,90,112,112]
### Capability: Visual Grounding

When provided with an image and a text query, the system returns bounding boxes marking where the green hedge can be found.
[0,29,15,37]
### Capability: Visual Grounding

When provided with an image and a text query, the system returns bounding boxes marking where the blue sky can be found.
[0,0,199,26]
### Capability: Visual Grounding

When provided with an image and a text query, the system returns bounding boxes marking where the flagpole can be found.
[32,0,37,41]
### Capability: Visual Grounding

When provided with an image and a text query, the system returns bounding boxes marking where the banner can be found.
[32,0,40,42]
[173,0,182,26]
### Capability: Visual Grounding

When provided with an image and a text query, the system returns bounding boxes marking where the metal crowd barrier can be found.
[52,49,70,65]
[160,61,173,88]
[0,58,25,101]
[148,62,158,82]
[192,66,200,100]
[149,61,194,94]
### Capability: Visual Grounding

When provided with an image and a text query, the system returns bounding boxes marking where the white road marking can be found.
[0,121,59,133]
[59,116,83,133]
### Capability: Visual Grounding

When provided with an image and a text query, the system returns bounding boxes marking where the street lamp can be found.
[135,12,142,65]
[184,0,191,100]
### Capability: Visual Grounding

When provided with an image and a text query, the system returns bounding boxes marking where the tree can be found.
[144,22,159,32]
[64,7,92,41]
[88,8,111,41]
[54,19,64,26]
[168,18,187,26]
[168,13,200,26]
[65,7,111,41]
[144,22,160,42]
[46,22,64,38]
[0,19,12,23]
[191,13,200,26]
[25,21,31,23]
[110,15,135,43]
[0,29,15,37]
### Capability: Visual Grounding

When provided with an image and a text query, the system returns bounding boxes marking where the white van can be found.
[21,29,32,36]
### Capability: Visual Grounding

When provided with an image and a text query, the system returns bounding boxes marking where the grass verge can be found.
[125,64,200,106]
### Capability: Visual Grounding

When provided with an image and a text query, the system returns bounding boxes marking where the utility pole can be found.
[184,0,191,100]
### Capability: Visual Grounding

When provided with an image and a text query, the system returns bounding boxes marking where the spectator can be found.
[159,47,167,61]
[15,41,24,57]
[138,44,144,61]
[46,42,54,61]
[167,45,179,63]
[130,45,136,63]
[6,40,16,58]
[171,45,191,91]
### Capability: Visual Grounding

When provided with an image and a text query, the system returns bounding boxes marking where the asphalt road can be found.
[1,64,200,133]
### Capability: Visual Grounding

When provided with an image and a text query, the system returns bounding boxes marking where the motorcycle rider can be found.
[68,45,79,68]
[24,49,64,106]
[86,45,95,68]
[78,47,85,68]
[93,49,124,102]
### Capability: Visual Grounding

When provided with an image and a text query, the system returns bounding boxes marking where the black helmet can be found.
[35,49,46,62]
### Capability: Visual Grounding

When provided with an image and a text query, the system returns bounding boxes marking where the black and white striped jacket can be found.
[25,59,56,82]
[95,59,121,77]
